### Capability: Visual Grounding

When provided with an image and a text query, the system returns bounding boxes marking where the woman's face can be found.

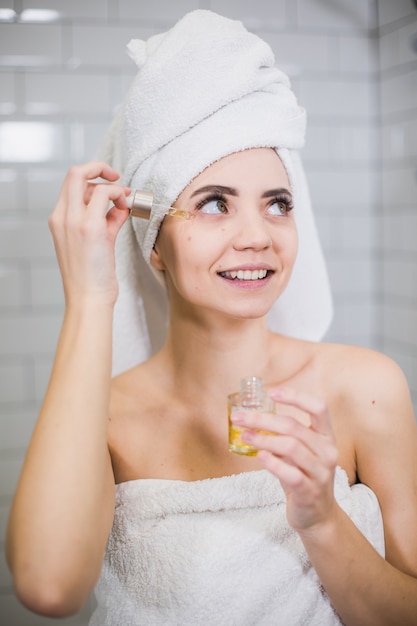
[151,148,298,321]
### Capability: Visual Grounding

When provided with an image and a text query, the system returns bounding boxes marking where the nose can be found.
[232,208,272,252]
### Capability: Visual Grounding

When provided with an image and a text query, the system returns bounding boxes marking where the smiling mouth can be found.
[218,269,272,281]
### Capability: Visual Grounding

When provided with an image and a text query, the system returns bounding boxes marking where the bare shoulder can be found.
[317,342,417,574]
[273,335,411,411]
[310,341,411,412]
[316,341,416,451]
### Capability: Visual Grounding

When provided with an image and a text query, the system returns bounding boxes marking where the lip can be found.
[217,263,274,273]
[217,264,275,289]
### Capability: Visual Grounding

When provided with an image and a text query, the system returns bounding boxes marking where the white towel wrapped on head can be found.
[96,10,333,375]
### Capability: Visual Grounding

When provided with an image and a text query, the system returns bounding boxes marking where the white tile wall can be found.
[30,263,64,308]
[0,121,67,162]
[0,594,90,625]
[210,0,287,29]
[0,454,25,498]
[0,547,13,587]
[0,24,62,66]
[26,169,67,213]
[71,24,155,68]
[327,254,374,295]
[258,31,333,73]
[298,78,373,118]
[382,257,417,300]
[0,73,15,114]
[381,166,417,205]
[380,20,417,70]
[118,0,200,21]
[297,0,373,31]
[383,302,417,346]
[1,1,416,623]
[329,294,376,345]
[338,34,378,73]
[304,167,374,212]
[21,0,111,20]
[0,169,19,211]
[0,409,38,449]
[379,3,417,411]
[382,212,417,252]
[24,73,111,115]
[0,363,27,404]
[0,313,62,356]
[33,356,53,402]
[381,68,417,116]
[378,0,416,27]
[0,263,25,307]
[0,219,55,260]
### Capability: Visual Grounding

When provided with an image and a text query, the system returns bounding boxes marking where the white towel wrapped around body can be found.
[90,467,384,625]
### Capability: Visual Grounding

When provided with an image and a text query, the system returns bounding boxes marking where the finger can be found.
[243,429,338,479]
[87,184,131,217]
[243,429,311,466]
[235,405,339,477]
[232,410,324,455]
[268,387,333,436]
[257,450,306,488]
[84,182,130,207]
[256,449,335,512]
[64,162,121,213]
[106,204,131,239]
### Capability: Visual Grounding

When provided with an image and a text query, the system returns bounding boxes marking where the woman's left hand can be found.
[233,387,339,533]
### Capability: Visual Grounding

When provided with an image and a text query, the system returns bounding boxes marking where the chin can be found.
[224,304,274,321]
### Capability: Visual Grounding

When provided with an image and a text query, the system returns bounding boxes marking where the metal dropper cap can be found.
[128,190,153,219]
[127,189,192,221]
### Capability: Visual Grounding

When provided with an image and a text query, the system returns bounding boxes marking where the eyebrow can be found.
[190,185,292,199]
[261,188,293,199]
[190,185,237,198]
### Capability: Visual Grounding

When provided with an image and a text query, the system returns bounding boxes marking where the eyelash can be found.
[194,193,294,215]
[272,194,294,214]
[195,193,228,213]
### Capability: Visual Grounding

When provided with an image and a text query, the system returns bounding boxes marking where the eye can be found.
[267,197,294,216]
[196,197,228,215]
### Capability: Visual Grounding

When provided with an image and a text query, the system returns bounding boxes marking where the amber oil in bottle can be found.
[228,377,275,456]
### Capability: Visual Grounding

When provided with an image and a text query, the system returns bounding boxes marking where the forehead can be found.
[182,148,290,196]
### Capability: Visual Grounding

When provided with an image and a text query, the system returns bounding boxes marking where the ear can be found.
[150,245,166,271]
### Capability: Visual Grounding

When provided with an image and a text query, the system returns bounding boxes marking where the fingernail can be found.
[241,430,254,443]
[230,411,245,424]
[269,386,287,400]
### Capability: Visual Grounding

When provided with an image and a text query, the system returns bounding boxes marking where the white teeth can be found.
[222,269,268,280]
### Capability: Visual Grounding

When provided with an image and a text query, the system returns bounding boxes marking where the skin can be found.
[6,149,417,624]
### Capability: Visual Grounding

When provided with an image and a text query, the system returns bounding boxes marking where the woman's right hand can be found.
[48,161,131,307]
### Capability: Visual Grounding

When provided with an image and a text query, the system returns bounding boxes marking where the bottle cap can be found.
[128,190,153,219]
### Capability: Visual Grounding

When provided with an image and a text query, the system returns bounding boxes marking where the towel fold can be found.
[96,10,333,375]
[90,467,384,625]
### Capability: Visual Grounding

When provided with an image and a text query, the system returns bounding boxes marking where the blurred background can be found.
[0,0,416,623]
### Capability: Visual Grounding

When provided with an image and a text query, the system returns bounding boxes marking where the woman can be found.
[6,10,417,626]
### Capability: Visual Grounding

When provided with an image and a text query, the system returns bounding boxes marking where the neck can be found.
[161,310,276,399]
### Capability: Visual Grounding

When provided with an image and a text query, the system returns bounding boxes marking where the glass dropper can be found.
[127,190,192,220]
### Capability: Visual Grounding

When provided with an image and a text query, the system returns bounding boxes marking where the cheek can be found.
[168,231,224,293]
[162,234,201,284]
[176,237,209,279]
[289,227,298,258]
[280,223,298,258]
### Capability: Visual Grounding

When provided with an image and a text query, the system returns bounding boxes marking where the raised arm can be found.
[6,163,131,617]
